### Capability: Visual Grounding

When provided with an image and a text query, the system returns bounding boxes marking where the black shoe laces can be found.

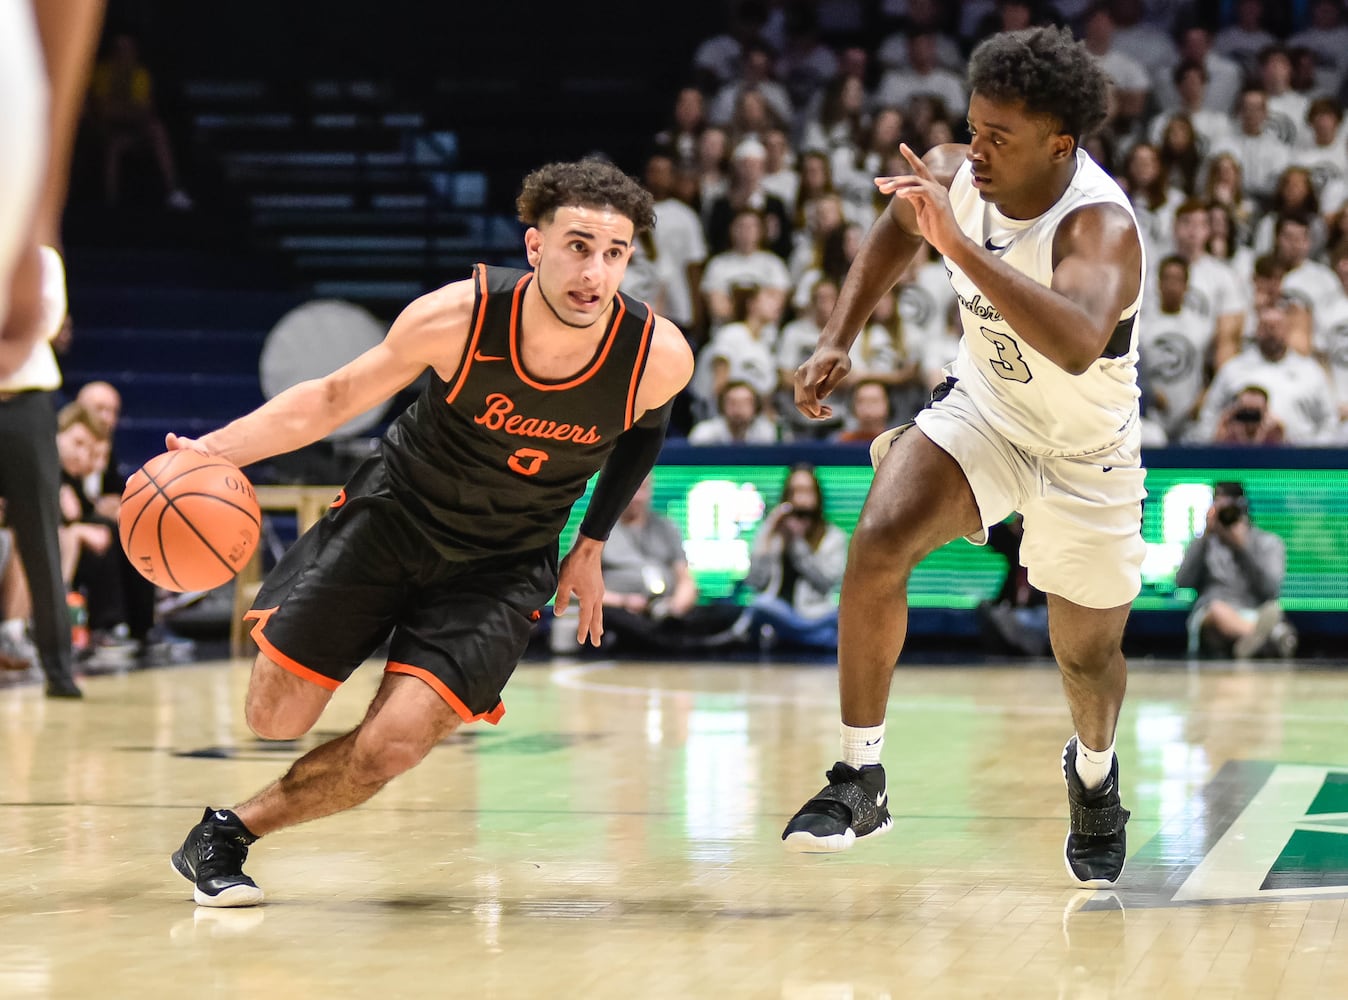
[196,824,251,881]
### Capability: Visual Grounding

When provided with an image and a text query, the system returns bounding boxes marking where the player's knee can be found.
[850,513,924,580]
[244,655,327,739]
[244,699,312,741]
[1054,640,1121,680]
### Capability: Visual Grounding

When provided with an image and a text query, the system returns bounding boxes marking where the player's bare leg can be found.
[783,428,980,852]
[172,672,461,906]
[1048,596,1132,888]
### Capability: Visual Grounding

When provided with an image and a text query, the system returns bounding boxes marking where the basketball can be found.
[119,450,262,593]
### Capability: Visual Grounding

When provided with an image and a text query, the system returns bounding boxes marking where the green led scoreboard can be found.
[558,447,1348,614]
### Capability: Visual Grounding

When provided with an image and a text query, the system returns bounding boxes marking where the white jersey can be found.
[944,149,1143,457]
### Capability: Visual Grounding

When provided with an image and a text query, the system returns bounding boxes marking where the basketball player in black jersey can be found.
[166,160,694,907]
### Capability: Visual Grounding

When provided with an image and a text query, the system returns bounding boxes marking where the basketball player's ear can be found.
[524,227,543,267]
[1050,133,1075,163]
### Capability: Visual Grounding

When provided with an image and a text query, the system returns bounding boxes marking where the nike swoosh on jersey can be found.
[984,238,1010,253]
[473,351,507,363]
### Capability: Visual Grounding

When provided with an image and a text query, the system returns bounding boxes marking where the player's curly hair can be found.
[516,159,656,234]
[967,27,1109,140]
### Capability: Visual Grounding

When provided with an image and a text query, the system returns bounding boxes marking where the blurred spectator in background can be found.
[1108,0,1178,80]
[873,33,967,120]
[1288,0,1348,94]
[1176,482,1297,658]
[1272,213,1338,345]
[1259,46,1310,147]
[1213,0,1277,80]
[1139,255,1210,441]
[640,154,707,339]
[689,381,778,444]
[692,0,770,93]
[1161,25,1241,114]
[586,475,742,655]
[1170,199,1245,367]
[708,42,794,130]
[1122,142,1183,258]
[1082,5,1150,125]
[75,380,124,518]
[706,137,793,259]
[734,463,845,651]
[1155,116,1202,197]
[88,33,192,210]
[976,514,1049,657]
[1196,297,1338,443]
[653,87,707,169]
[1315,240,1348,420]
[1201,153,1254,246]
[696,284,782,415]
[832,379,893,444]
[776,4,838,114]
[1209,87,1289,201]
[1150,60,1231,157]
[700,209,790,328]
[1292,98,1347,217]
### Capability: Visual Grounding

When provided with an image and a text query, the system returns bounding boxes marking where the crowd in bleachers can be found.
[632,0,1348,447]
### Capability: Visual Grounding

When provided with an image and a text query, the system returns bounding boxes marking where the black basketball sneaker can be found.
[1062,738,1130,888]
[171,807,265,907]
[782,762,892,852]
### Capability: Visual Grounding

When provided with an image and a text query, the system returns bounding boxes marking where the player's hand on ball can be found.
[165,432,211,455]
[795,346,851,419]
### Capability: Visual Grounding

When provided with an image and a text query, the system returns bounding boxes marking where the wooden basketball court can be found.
[2,653,1346,999]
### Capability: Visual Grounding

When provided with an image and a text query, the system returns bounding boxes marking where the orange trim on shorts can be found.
[445,263,490,406]
[509,274,624,391]
[385,660,506,725]
[624,306,656,429]
[243,607,341,692]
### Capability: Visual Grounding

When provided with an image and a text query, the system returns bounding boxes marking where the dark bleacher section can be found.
[63,1,719,470]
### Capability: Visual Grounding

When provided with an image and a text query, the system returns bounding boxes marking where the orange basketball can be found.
[119,450,262,592]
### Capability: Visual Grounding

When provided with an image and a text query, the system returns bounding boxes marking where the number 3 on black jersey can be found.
[978,326,1033,383]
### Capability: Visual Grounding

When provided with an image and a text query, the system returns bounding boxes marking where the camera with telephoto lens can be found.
[1217,503,1244,526]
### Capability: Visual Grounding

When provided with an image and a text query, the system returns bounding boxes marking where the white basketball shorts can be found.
[871,378,1147,609]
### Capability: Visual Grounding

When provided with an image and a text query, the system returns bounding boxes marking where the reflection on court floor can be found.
[2,656,1347,999]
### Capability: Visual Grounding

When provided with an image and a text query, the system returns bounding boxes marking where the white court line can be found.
[546,662,1348,723]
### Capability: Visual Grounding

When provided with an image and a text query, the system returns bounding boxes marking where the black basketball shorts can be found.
[243,486,557,725]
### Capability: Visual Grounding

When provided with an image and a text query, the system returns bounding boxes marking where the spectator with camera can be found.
[732,463,846,651]
[1213,385,1286,445]
[1175,482,1296,658]
[1194,297,1337,444]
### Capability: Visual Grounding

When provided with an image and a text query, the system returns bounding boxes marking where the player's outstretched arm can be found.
[794,143,965,419]
[556,317,694,646]
[168,280,474,467]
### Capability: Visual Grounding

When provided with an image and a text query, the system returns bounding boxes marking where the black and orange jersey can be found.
[380,263,657,558]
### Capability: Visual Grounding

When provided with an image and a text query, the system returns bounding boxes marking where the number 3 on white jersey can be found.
[978,326,1033,383]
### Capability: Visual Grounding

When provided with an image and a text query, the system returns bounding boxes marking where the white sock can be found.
[1074,737,1115,790]
[841,722,885,768]
[0,618,25,641]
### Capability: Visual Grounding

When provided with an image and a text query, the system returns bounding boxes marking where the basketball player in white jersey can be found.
[782,26,1145,888]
